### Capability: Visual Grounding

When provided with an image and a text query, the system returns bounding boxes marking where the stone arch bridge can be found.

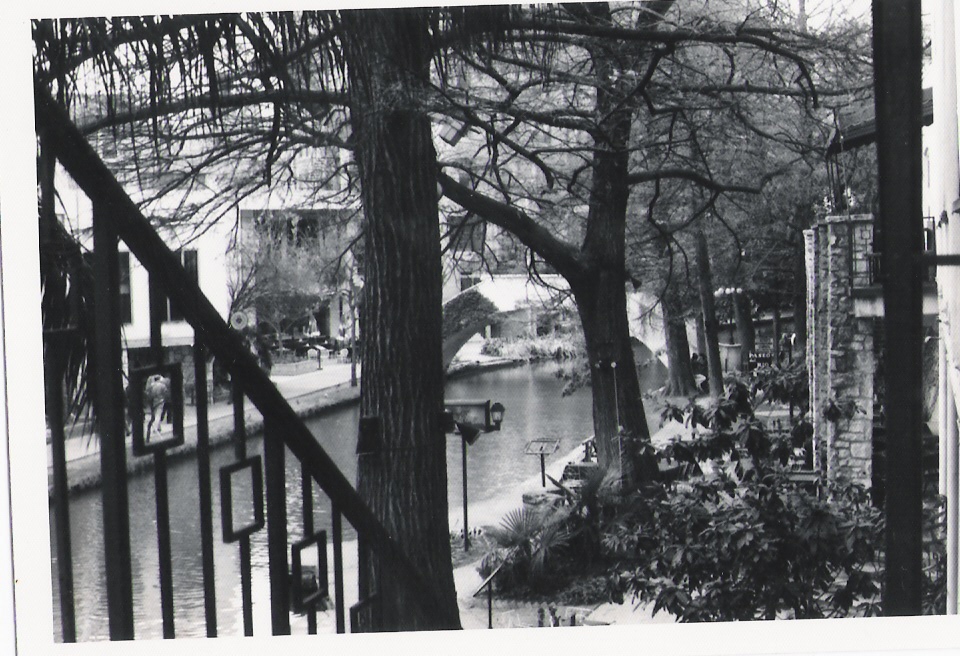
[441,275,567,368]
[441,275,669,391]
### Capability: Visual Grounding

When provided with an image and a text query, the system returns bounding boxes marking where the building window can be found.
[161,250,198,322]
[119,252,132,325]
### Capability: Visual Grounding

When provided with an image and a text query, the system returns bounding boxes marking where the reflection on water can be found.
[51,362,593,640]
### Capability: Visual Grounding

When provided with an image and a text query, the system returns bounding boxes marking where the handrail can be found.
[35,86,459,631]
[471,546,515,630]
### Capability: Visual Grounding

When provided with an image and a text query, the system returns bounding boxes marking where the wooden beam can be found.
[873,0,924,616]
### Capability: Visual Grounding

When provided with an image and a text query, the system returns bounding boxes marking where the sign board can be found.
[524,438,560,456]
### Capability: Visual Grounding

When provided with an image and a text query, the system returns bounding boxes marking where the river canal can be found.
[50,362,596,640]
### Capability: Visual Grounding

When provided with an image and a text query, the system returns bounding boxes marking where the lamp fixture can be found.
[489,402,505,430]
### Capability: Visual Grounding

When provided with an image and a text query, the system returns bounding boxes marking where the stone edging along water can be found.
[50,357,526,497]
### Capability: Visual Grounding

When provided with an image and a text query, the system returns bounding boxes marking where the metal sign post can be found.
[524,439,561,487]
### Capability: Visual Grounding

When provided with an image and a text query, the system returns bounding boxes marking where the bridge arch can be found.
[441,276,567,369]
[442,285,520,368]
[441,277,670,390]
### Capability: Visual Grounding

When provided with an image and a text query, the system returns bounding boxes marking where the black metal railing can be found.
[38,87,454,640]
[852,218,937,288]
[472,555,506,629]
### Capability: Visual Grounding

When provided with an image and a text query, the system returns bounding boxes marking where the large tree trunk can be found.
[573,272,656,488]
[732,290,755,371]
[695,310,708,358]
[572,4,660,488]
[438,3,668,489]
[662,280,697,397]
[696,227,724,396]
[341,8,459,631]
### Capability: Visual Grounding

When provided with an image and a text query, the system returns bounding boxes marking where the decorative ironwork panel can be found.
[291,531,329,614]
[349,594,379,633]
[219,457,265,543]
[128,363,185,456]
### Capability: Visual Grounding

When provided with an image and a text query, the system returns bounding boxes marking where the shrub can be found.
[749,360,810,415]
[478,506,571,592]
[480,333,585,361]
[611,382,884,621]
[606,468,882,621]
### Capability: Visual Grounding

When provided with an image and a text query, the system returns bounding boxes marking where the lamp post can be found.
[456,422,482,551]
[444,399,505,552]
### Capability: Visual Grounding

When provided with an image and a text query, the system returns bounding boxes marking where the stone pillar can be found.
[804,226,825,474]
[807,215,876,487]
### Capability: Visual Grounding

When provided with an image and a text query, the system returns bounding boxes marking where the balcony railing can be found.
[851,217,937,288]
[38,87,454,641]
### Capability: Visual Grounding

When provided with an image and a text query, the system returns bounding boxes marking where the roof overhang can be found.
[826,87,934,156]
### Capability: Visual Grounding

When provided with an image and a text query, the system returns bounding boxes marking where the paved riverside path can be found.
[47,359,361,493]
[47,343,514,493]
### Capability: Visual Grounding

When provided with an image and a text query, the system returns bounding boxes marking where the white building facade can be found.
[929,0,960,617]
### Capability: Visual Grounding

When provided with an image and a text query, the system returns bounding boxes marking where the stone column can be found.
[821,214,875,487]
[804,226,824,474]
[808,215,877,487]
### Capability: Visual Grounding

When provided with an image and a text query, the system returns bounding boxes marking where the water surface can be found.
[50,362,594,640]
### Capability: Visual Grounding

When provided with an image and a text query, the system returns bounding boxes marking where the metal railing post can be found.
[301,464,319,634]
[45,337,75,642]
[231,381,255,636]
[193,339,218,636]
[91,201,134,639]
[332,506,346,633]
[148,273,175,638]
[264,416,291,635]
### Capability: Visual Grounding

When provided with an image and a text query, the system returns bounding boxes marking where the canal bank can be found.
[47,354,525,496]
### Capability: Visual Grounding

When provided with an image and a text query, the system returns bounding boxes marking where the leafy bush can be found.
[658,379,810,474]
[606,468,882,621]
[480,333,585,361]
[478,375,943,621]
[611,381,884,621]
[478,506,571,592]
[749,360,810,415]
[923,496,948,615]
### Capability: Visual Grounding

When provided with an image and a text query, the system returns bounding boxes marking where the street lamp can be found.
[455,421,482,551]
[444,399,503,432]
[490,402,505,430]
[444,399,506,551]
